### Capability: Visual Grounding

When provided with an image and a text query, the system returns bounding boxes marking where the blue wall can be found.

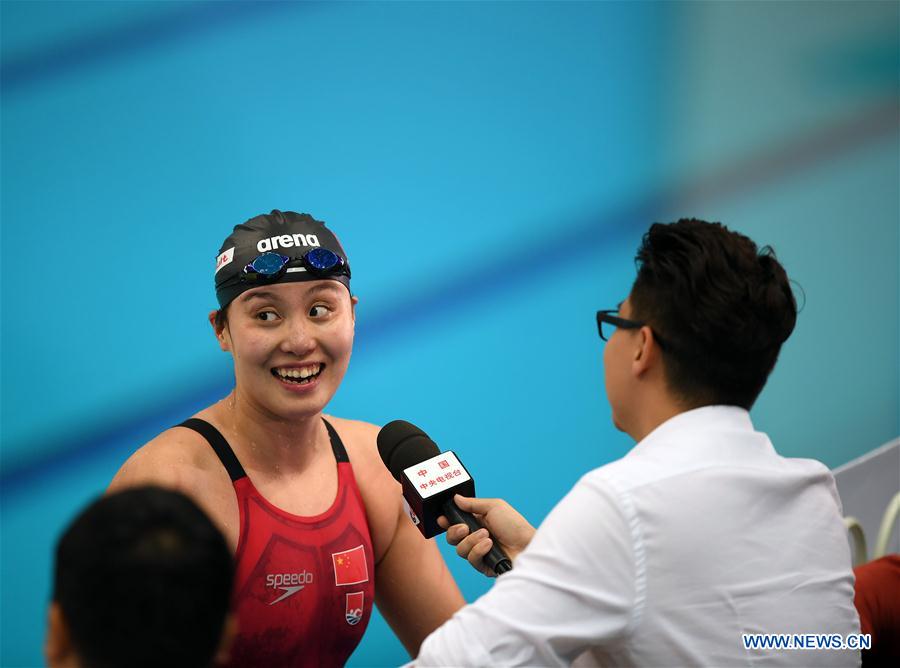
[2,2,897,665]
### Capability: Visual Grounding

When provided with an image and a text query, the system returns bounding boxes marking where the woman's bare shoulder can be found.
[108,423,227,494]
[323,416,380,453]
[324,415,397,477]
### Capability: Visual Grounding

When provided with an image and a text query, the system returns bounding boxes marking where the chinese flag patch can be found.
[332,545,368,586]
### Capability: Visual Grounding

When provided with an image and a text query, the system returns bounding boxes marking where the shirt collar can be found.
[626,405,757,459]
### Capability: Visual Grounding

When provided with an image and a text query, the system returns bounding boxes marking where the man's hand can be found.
[437,495,536,577]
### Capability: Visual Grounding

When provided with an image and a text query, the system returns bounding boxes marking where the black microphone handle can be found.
[441,498,513,575]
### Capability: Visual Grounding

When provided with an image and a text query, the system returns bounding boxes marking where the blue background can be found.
[2,1,897,665]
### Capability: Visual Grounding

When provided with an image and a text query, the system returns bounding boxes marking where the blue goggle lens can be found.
[249,253,290,275]
[306,247,342,271]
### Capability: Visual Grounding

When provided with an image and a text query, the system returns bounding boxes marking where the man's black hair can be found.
[630,218,797,409]
[53,486,233,668]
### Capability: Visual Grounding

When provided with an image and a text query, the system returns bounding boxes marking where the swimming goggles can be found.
[238,248,350,283]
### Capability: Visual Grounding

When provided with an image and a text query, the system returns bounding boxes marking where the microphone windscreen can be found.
[378,420,440,480]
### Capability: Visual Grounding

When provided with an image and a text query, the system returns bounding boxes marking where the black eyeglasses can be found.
[596,309,669,350]
[596,310,643,341]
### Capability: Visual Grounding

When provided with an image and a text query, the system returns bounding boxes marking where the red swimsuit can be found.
[179,418,375,668]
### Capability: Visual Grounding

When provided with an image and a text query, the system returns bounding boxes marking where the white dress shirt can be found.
[416,406,860,666]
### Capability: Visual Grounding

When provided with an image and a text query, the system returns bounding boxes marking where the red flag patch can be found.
[332,545,368,586]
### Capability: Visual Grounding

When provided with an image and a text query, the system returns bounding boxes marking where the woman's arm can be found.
[375,501,466,655]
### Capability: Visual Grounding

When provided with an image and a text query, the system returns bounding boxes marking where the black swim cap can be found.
[214,210,351,308]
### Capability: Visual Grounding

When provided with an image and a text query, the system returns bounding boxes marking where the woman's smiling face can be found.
[213,280,356,420]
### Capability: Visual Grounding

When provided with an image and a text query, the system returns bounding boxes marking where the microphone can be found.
[377,420,512,575]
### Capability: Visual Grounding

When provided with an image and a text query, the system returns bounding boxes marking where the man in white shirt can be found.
[416,218,860,666]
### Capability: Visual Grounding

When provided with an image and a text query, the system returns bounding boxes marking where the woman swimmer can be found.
[109,210,464,666]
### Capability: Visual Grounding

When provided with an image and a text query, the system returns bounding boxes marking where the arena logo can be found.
[257,234,320,253]
[266,570,314,605]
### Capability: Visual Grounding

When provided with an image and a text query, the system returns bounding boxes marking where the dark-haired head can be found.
[49,486,234,668]
[629,218,797,409]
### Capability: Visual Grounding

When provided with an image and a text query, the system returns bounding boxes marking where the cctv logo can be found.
[266,571,314,605]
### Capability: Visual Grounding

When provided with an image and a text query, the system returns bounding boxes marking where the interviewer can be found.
[416,219,860,666]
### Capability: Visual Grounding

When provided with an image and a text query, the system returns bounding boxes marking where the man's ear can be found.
[350,295,359,324]
[213,614,239,666]
[632,325,661,377]
[45,602,73,667]
[208,310,231,352]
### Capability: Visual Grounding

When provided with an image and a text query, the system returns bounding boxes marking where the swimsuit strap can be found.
[176,418,247,482]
